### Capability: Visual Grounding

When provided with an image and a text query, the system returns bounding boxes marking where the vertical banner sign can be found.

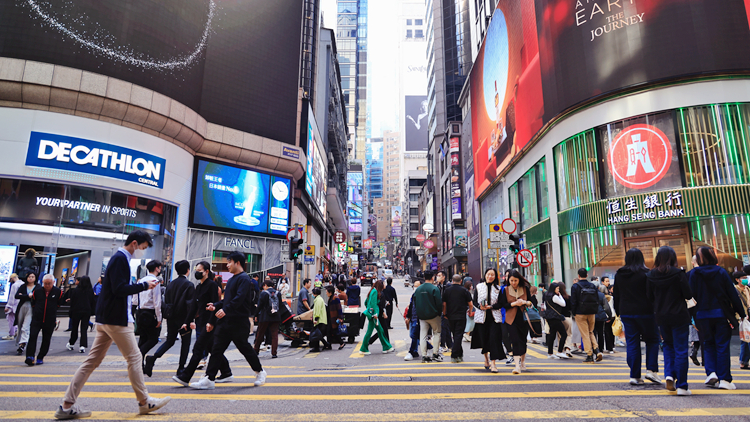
[391,206,402,237]
[450,137,463,220]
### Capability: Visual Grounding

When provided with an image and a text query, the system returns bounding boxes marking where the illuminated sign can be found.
[608,124,672,190]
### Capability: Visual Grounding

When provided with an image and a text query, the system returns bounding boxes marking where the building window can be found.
[554,130,601,211]
[415,19,423,26]
[407,19,412,25]
[410,208,419,216]
[406,29,413,38]
[415,30,424,38]
[510,157,549,231]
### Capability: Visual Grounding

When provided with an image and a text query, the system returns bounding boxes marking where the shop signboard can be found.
[416,234,425,243]
[451,198,462,220]
[423,239,435,249]
[454,229,468,248]
[391,206,402,237]
[334,231,347,244]
[431,256,439,271]
[25,132,166,189]
[363,239,374,249]
[0,245,19,303]
[305,107,328,218]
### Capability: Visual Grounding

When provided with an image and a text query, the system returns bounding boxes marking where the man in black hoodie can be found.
[25,274,61,366]
[145,260,195,377]
[570,268,603,363]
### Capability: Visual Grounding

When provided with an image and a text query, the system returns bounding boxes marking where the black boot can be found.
[143,355,156,377]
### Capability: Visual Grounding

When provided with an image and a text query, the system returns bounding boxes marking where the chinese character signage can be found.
[607,191,684,225]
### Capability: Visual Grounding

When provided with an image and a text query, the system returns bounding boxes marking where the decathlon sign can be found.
[25,132,166,188]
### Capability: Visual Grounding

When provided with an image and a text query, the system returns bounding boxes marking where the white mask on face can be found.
[133,248,147,259]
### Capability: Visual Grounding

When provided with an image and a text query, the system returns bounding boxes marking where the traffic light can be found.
[289,230,304,260]
[509,234,521,254]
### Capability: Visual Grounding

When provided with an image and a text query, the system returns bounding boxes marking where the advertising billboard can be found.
[0,245,18,303]
[405,96,429,152]
[391,206,402,237]
[470,0,750,199]
[190,159,292,237]
[0,0,305,145]
[306,109,328,218]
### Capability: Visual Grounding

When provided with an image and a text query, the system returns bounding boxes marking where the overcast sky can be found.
[320,0,399,138]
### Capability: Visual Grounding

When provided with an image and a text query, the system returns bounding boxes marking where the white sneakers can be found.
[190,376,215,390]
[79,347,86,353]
[547,354,559,359]
[705,372,719,387]
[404,353,414,361]
[629,378,644,385]
[138,396,171,415]
[382,348,395,354]
[677,388,692,396]
[704,373,734,390]
[718,380,736,390]
[555,352,570,359]
[645,370,662,384]
[65,343,74,351]
[54,404,91,420]
[665,376,675,391]
[254,370,267,386]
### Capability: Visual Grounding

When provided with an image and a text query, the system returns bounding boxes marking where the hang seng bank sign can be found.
[606,192,684,225]
[25,132,166,189]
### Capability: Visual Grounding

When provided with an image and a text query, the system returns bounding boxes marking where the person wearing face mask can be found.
[55,230,170,420]
[25,274,61,366]
[136,261,163,358]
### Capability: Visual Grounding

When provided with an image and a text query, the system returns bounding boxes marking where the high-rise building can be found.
[336,0,369,161]
[383,131,401,203]
[366,138,383,206]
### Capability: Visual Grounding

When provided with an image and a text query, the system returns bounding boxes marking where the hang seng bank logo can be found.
[608,124,672,189]
[25,132,166,188]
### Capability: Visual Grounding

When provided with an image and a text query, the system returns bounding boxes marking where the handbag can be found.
[337,323,349,336]
[740,318,750,343]
[523,307,541,336]
[611,316,623,337]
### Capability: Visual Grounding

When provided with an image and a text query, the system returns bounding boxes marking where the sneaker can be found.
[35,358,43,365]
[143,355,156,378]
[583,355,595,364]
[645,370,662,384]
[741,363,750,370]
[555,352,570,359]
[608,350,615,354]
[66,342,74,351]
[421,356,432,363]
[456,356,463,363]
[630,378,644,385]
[594,349,603,362]
[404,353,414,361]
[451,357,459,363]
[138,396,171,415]
[79,347,86,353]
[505,357,515,366]
[216,374,234,383]
[676,388,692,396]
[171,375,189,387]
[254,370,267,386]
[54,404,92,420]
[1,335,14,340]
[382,347,395,354]
[359,351,371,355]
[718,380,736,390]
[189,375,215,390]
[272,355,278,358]
[463,334,471,342]
[16,345,24,355]
[432,354,443,362]
[665,376,675,391]
[705,372,719,387]
[25,357,34,366]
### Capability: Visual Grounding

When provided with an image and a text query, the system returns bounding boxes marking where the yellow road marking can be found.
[304,352,320,359]
[0,389,747,401]
[348,341,365,358]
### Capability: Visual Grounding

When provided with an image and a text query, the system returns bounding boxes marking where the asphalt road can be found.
[1,279,749,421]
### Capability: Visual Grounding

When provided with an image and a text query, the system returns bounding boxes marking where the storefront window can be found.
[554,130,601,211]
[690,215,750,272]
[679,104,750,188]
[561,227,623,286]
[511,157,549,230]
[509,183,520,227]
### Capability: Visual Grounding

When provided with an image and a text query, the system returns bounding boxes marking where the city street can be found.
[0,280,748,421]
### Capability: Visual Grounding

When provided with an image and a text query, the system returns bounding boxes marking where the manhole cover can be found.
[367,376,413,381]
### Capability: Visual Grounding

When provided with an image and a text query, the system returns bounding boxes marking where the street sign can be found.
[416,247,426,256]
[286,227,302,242]
[501,218,517,234]
[516,249,534,267]
[280,242,291,263]
[303,256,315,265]
[488,239,513,249]
[305,245,315,256]
[519,237,526,250]
[416,234,426,243]
[334,230,347,244]
[423,239,435,249]
[490,230,510,242]
[423,223,434,233]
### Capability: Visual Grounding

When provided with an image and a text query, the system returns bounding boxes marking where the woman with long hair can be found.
[14,272,37,355]
[688,246,747,390]
[66,276,97,353]
[358,280,393,355]
[647,246,694,395]
[613,248,661,385]
[470,268,506,372]
[499,270,534,374]
[543,281,570,359]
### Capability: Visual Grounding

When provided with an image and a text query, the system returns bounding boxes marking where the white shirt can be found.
[137,274,162,321]
[552,294,567,307]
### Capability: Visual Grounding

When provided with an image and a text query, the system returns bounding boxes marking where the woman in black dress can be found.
[470,268,506,372]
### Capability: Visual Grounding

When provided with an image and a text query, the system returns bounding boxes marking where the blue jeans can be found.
[621,316,659,379]
[696,317,733,382]
[660,324,689,390]
[740,341,750,365]
[409,321,434,356]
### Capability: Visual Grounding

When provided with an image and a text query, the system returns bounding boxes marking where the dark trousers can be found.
[660,323,690,390]
[696,317,734,382]
[440,316,453,348]
[546,319,567,355]
[137,310,161,357]
[206,317,262,381]
[475,320,506,361]
[181,324,231,381]
[501,322,513,355]
[369,315,390,344]
[448,318,466,358]
[254,321,280,355]
[604,319,615,351]
[506,317,529,357]
[69,314,91,348]
[594,320,606,352]
[311,323,330,350]
[153,319,192,372]
[621,316,660,379]
[385,304,394,329]
[27,321,55,360]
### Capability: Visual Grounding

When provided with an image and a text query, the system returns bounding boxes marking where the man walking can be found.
[442,274,473,363]
[414,271,443,363]
[25,274,61,366]
[55,230,169,420]
[571,268,603,363]
[382,278,398,329]
[136,260,163,358]
[435,271,452,353]
[144,260,194,377]
[297,279,312,315]
[190,251,266,390]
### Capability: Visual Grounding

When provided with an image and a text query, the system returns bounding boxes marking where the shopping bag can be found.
[740,318,750,343]
[611,316,623,337]
[337,323,349,336]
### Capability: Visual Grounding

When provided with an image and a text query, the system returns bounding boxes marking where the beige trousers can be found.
[63,323,148,405]
[574,314,599,356]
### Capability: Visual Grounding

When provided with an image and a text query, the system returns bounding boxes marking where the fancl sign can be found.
[25,132,166,189]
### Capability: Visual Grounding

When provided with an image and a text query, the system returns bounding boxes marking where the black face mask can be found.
[195,271,204,280]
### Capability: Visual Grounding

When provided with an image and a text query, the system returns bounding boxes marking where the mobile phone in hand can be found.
[179,326,191,337]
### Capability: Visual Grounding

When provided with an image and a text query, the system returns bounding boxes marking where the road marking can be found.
[349,341,365,358]
[0,389,747,401]
[304,352,320,359]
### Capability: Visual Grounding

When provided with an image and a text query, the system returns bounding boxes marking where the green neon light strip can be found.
[736,104,750,184]
[679,109,695,187]
[723,105,741,184]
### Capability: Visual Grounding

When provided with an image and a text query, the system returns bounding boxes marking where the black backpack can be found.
[577,285,600,314]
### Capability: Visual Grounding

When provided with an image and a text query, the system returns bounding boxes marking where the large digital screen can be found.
[470,0,750,199]
[191,159,291,236]
[405,96,428,152]
[0,0,304,145]
[305,109,327,218]
[0,245,18,303]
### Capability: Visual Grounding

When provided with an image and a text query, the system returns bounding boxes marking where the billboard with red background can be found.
[471,0,750,199]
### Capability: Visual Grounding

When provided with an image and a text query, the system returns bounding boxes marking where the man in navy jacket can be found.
[55,231,171,420]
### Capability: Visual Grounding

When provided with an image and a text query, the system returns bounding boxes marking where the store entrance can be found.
[623,225,692,269]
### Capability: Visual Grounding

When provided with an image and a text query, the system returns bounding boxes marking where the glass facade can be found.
[509,157,548,231]
[554,130,600,211]
[337,0,368,160]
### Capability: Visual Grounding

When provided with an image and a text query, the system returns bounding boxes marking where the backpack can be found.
[577,284,600,315]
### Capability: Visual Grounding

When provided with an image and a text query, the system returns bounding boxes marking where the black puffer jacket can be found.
[542,283,569,321]
[613,267,652,316]
[646,267,693,326]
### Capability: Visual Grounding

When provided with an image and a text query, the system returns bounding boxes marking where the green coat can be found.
[363,288,379,318]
